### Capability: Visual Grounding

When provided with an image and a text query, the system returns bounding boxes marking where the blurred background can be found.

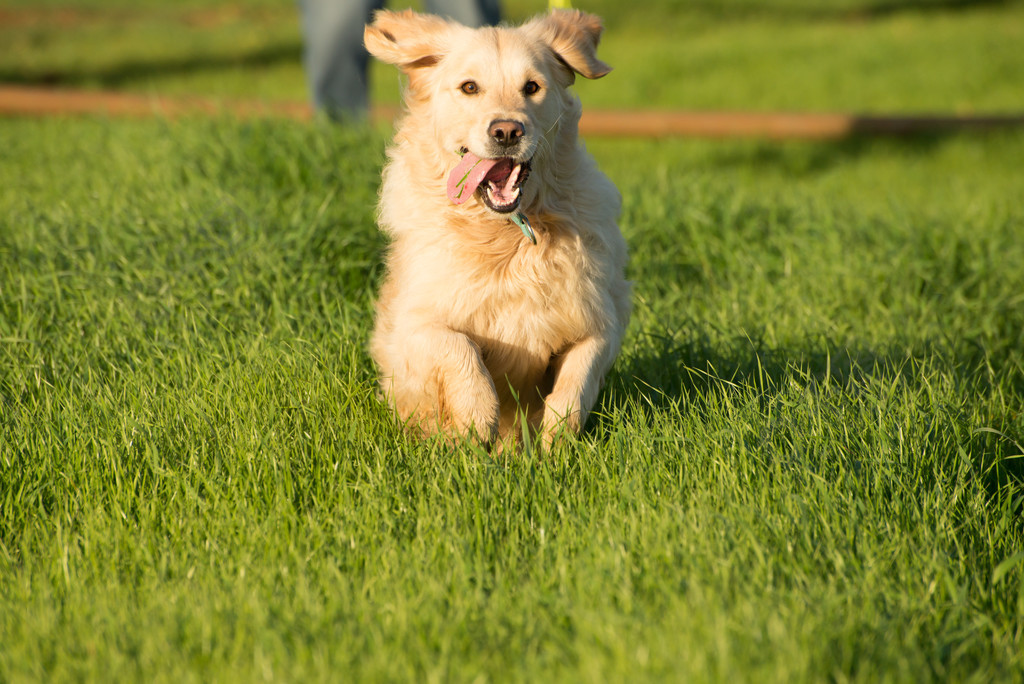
[2,0,1021,120]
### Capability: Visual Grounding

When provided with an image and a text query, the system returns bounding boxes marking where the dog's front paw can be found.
[540,390,585,447]
[448,384,501,444]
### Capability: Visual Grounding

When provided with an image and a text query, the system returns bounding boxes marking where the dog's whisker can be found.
[545,110,566,136]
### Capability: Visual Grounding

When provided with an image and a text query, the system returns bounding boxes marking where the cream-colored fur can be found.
[365,9,630,446]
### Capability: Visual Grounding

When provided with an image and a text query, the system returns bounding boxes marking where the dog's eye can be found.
[523,81,541,96]
[460,81,479,95]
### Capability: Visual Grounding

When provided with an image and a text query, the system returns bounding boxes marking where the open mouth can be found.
[479,157,531,213]
[447,150,532,214]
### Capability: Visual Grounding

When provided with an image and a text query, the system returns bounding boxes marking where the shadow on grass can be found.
[678,0,1011,20]
[0,39,301,89]
[854,0,1012,17]
[600,326,1024,492]
[699,133,952,177]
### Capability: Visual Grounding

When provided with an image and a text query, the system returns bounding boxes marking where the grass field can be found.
[3,0,1024,682]
[3,0,1024,112]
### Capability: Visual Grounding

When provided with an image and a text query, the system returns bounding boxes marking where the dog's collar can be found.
[511,211,537,245]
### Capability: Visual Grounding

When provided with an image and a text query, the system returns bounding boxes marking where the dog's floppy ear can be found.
[364,9,453,72]
[526,9,612,83]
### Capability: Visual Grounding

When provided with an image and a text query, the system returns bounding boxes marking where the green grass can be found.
[3,0,1023,112]
[2,0,1024,681]
[2,115,1023,681]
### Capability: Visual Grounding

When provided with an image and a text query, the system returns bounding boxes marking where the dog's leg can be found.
[389,326,501,442]
[540,335,615,444]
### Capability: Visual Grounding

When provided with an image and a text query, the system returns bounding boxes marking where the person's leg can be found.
[424,0,500,27]
[299,0,384,118]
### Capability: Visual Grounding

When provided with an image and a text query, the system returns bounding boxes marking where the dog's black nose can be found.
[488,120,525,147]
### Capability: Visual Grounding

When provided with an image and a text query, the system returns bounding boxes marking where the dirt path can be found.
[2,85,1023,139]
[0,85,314,121]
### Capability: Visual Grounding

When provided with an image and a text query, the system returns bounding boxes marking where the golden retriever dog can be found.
[364,8,630,447]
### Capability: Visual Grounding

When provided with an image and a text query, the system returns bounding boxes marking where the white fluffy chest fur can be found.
[384,213,612,367]
[447,222,609,360]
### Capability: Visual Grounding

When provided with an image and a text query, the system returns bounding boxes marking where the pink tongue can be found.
[447,152,500,205]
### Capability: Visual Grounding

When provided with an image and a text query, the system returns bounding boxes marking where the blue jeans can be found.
[299,0,501,118]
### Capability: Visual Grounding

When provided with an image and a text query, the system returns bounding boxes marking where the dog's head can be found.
[365,9,610,215]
